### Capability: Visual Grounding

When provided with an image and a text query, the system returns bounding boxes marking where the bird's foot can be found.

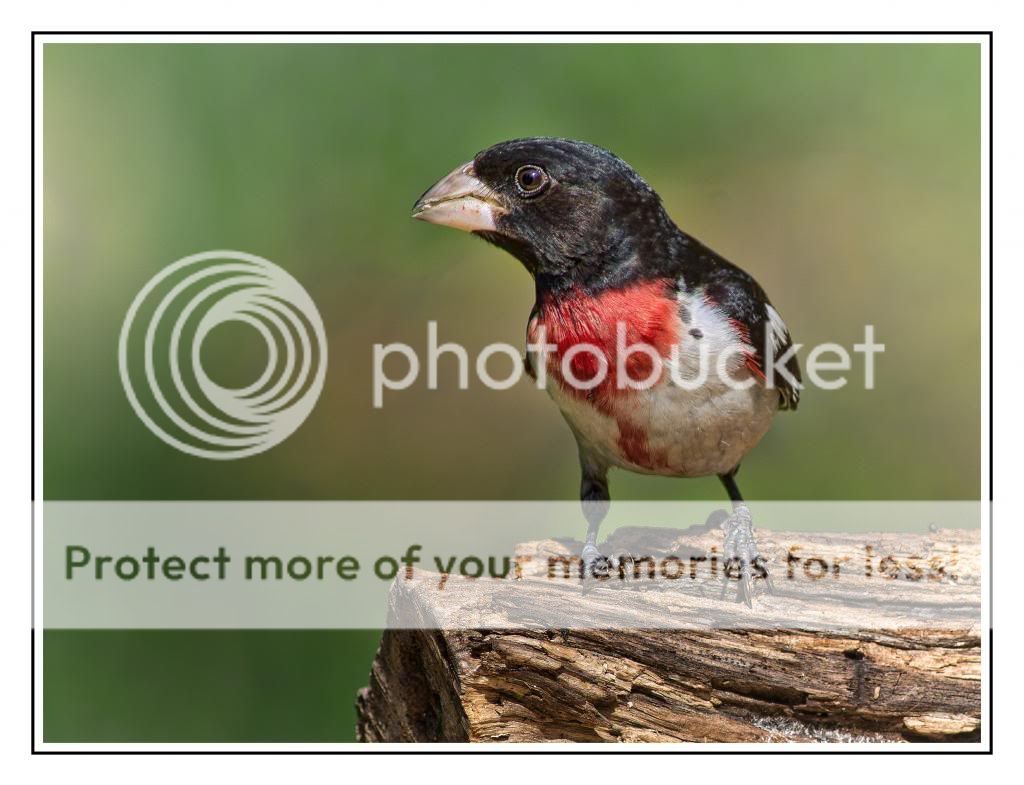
[580,543,637,592]
[718,504,774,608]
[580,543,608,581]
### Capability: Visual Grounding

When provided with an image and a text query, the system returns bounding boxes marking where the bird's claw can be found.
[718,504,773,607]
[580,543,608,582]
[580,544,637,592]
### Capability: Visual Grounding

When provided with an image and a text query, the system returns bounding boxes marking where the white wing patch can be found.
[766,303,801,410]
[765,304,790,353]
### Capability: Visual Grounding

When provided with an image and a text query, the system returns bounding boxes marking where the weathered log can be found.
[356,526,981,743]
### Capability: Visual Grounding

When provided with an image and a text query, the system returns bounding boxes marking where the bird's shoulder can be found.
[663,240,802,411]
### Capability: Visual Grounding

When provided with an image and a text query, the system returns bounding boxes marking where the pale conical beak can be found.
[411,162,506,233]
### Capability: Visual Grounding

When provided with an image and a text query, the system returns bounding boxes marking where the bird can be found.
[412,137,801,604]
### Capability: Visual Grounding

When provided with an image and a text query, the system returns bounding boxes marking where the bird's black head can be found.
[412,138,682,293]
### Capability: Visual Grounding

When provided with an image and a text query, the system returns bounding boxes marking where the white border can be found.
[28,31,992,755]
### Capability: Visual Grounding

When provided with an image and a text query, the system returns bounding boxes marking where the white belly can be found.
[547,373,778,477]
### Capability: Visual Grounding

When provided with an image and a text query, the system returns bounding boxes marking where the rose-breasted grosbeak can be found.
[413,138,801,604]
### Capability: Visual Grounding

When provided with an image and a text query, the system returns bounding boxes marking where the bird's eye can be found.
[515,165,549,197]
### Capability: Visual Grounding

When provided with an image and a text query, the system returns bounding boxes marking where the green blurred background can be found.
[43,43,981,741]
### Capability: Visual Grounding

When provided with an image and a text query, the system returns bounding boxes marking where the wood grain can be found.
[357,527,981,743]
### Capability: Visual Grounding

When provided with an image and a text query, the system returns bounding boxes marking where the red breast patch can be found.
[532,279,679,394]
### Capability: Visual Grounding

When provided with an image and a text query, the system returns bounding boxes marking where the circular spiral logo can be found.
[118,250,328,459]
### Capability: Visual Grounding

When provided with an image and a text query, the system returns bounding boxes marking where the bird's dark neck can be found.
[534,215,698,300]
[479,201,710,302]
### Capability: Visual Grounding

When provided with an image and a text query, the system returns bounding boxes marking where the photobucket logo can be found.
[372,321,884,407]
[118,250,327,459]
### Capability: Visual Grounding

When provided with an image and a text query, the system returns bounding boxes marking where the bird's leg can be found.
[580,484,611,581]
[717,471,773,607]
[579,457,612,582]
